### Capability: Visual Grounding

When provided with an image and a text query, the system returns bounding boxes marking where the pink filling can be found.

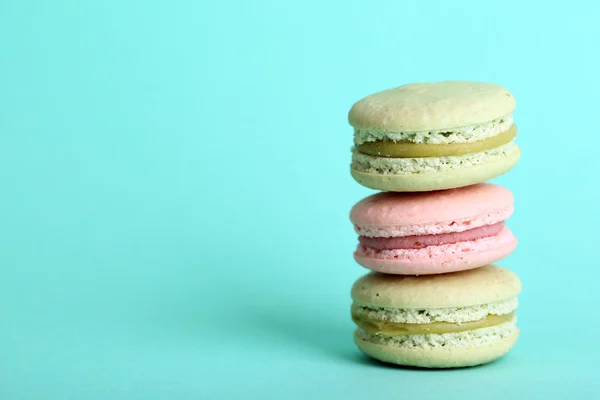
[358,222,504,250]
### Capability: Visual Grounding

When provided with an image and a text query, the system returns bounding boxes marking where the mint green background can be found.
[1,0,598,398]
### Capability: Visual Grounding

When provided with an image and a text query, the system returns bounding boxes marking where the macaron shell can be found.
[354,226,517,275]
[354,328,519,368]
[351,146,520,192]
[351,265,521,309]
[348,81,516,132]
[350,183,513,233]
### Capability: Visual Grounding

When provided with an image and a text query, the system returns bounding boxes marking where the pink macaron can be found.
[350,184,517,275]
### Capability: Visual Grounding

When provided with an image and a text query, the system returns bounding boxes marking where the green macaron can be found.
[351,265,522,368]
[349,81,520,192]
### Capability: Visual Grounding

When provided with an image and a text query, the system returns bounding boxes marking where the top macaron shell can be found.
[350,184,517,275]
[349,81,516,132]
[351,183,513,237]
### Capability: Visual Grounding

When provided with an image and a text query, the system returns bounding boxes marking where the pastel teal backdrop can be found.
[1,0,598,398]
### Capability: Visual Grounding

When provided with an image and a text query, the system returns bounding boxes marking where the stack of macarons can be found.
[347,81,522,368]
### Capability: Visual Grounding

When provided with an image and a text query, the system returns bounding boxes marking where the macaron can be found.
[349,81,520,192]
[351,265,521,368]
[350,183,517,275]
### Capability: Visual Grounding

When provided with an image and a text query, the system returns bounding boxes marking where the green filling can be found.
[356,125,517,158]
[352,309,515,337]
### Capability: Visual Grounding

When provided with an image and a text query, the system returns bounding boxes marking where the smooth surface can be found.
[2,0,600,399]
[348,81,515,131]
[351,266,521,308]
[351,183,513,233]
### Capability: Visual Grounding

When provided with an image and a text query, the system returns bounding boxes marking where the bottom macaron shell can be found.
[354,328,519,368]
[351,147,520,192]
[354,227,517,275]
